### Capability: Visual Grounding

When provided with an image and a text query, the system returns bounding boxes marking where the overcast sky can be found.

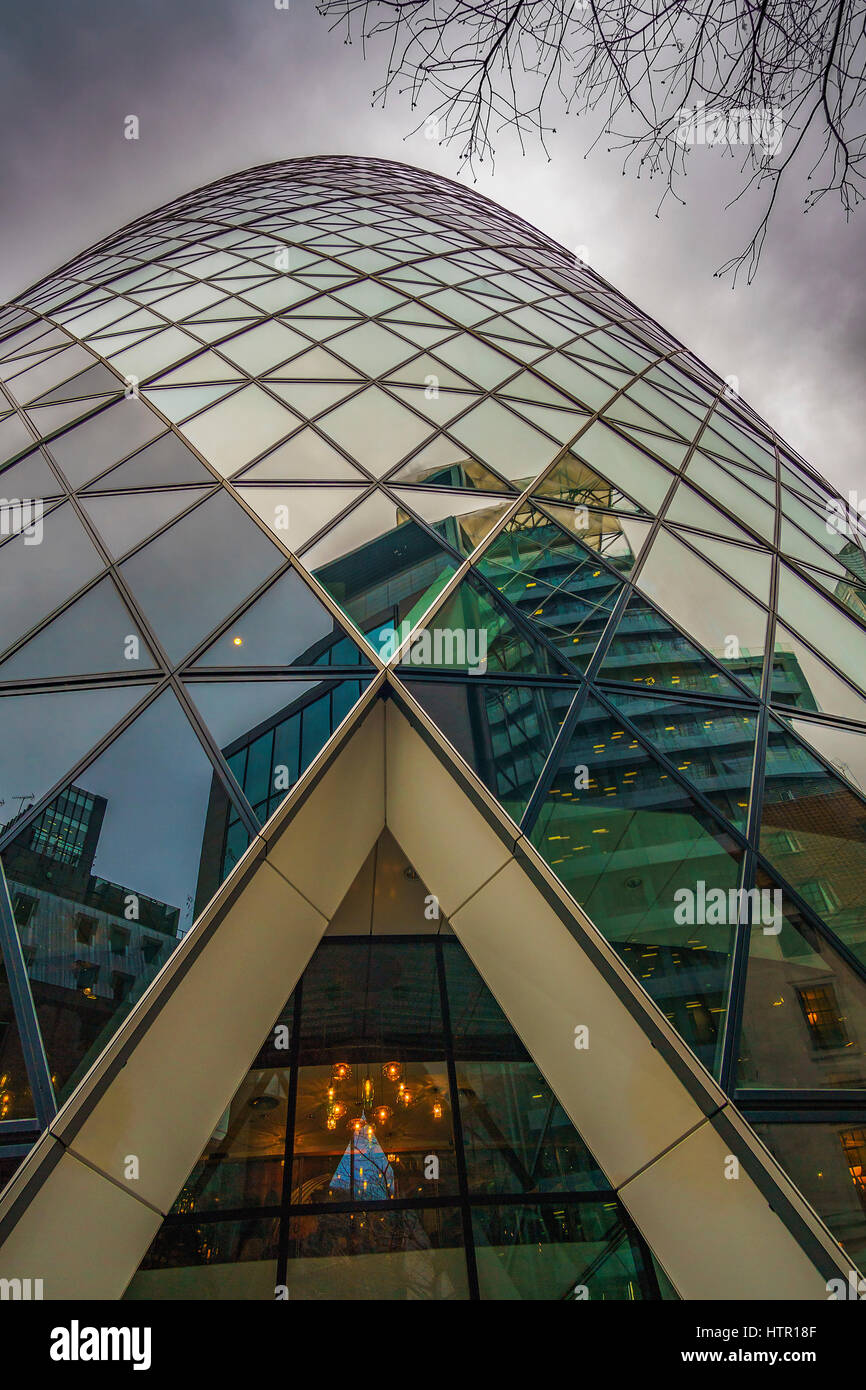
[1,0,864,492]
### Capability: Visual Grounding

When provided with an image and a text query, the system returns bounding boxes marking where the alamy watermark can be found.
[826,491,866,538]
[377,622,488,674]
[0,498,43,545]
[674,881,781,934]
[674,100,784,156]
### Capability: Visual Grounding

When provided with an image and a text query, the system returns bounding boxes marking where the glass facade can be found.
[1,156,865,1281]
[125,867,663,1301]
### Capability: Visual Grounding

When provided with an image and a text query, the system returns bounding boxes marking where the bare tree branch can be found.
[318,0,866,281]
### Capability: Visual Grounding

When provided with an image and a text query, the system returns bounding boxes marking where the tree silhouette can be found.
[319,0,866,281]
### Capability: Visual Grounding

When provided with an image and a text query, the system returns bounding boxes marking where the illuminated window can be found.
[797,983,850,1051]
[839,1129,866,1212]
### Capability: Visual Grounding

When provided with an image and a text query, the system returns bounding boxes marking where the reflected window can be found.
[797,983,850,1052]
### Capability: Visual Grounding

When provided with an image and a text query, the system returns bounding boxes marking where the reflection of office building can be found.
[2,786,179,1106]
[1,157,866,1299]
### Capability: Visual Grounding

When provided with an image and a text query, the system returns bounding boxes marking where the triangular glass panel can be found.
[473,505,624,671]
[148,351,244,386]
[401,677,576,823]
[185,676,371,825]
[267,345,361,381]
[31,362,122,404]
[397,571,573,679]
[504,399,589,445]
[326,321,416,376]
[27,399,108,435]
[794,559,866,629]
[682,532,772,606]
[784,716,866,800]
[528,693,744,1076]
[82,431,214,491]
[304,490,461,642]
[0,501,104,660]
[388,438,516,492]
[143,384,237,423]
[387,384,479,427]
[0,577,157,681]
[316,388,432,477]
[384,353,475,391]
[0,412,34,465]
[572,421,675,512]
[633,529,769,693]
[446,399,558,484]
[390,487,511,557]
[120,489,284,664]
[218,321,309,374]
[0,448,63,499]
[80,487,213,559]
[179,385,299,479]
[769,624,866,720]
[778,562,866,697]
[604,689,758,831]
[760,715,866,969]
[685,452,775,542]
[529,450,645,513]
[48,400,165,491]
[537,504,651,576]
[236,429,367,483]
[236,483,368,553]
[599,592,759,698]
[0,683,155,830]
[666,479,759,543]
[0,689,253,1104]
[266,381,359,418]
[190,567,371,670]
[737,864,866,1091]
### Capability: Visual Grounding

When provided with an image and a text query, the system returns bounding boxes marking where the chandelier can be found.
[325,1061,444,1136]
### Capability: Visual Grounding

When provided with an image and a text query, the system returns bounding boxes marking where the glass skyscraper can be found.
[0,156,864,1300]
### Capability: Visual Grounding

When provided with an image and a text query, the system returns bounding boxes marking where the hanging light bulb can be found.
[361,1076,375,1108]
[332,1062,350,1082]
[382,1061,402,1083]
[432,1099,444,1121]
[374,1105,392,1127]
[397,1082,411,1108]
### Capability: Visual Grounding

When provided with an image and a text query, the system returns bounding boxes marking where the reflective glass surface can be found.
[3,157,866,1262]
[124,857,661,1300]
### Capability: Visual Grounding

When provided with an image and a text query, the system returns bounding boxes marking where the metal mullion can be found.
[384,347,688,669]
[519,682,596,834]
[0,856,56,1126]
[51,201,689,472]
[394,668,584,692]
[748,844,866,988]
[586,683,754,857]
[620,1208,665,1300]
[7,326,389,680]
[275,983,303,1292]
[718,436,783,1094]
[435,936,480,1300]
[593,677,760,716]
[0,679,168,857]
[31,428,264,842]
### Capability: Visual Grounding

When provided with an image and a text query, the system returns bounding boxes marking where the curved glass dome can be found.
[1,158,866,1259]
